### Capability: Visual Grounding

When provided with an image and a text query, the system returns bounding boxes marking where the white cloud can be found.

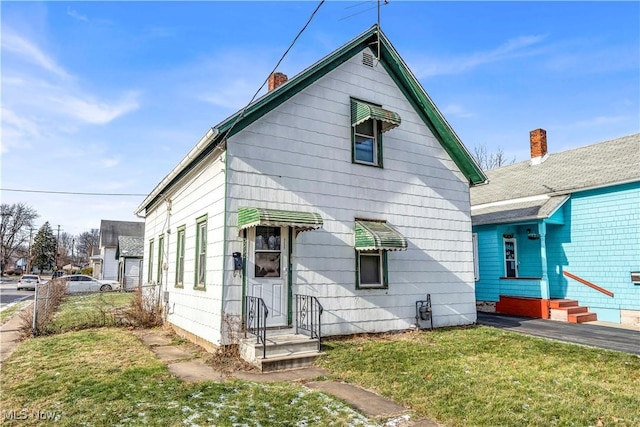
[410,35,547,78]
[66,7,88,22]
[1,28,141,153]
[440,104,474,119]
[1,30,69,79]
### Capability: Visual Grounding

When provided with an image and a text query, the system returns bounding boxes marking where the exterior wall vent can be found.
[362,52,374,68]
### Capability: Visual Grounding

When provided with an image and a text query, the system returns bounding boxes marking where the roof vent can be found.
[362,52,374,68]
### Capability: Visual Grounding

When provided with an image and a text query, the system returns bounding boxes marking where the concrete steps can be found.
[549,299,597,323]
[240,332,322,372]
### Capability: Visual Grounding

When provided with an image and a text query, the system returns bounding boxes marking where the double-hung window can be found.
[504,238,517,278]
[194,215,207,289]
[356,250,388,289]
[157,235,164,285]
[148,239,154,284]
[350,99,401,167]
[354,219,407,290]
[175,225,185,288]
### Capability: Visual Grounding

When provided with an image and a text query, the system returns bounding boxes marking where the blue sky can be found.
[1,1,638,235]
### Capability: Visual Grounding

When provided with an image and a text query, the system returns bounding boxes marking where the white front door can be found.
[247,226,289,327]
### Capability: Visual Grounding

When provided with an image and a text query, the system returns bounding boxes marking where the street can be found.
[0,278,34,311]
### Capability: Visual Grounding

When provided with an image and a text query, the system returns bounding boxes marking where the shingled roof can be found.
[99,220,145,248]
[116,236,144,258]
[471,133,640,225]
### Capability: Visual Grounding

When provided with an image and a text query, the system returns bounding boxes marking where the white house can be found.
[96,220,145,281]
[135,25,486,357]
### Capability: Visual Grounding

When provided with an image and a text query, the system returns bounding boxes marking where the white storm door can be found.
[247,226,289,327]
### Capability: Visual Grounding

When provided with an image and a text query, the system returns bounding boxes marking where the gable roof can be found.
[99,220,145,247]
[136,25,486,215]
[116,235,144,258]
[470,133,640,225]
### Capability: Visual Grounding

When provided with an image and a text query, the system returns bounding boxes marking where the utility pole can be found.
[55,225,61,271]
[27,227,35,273]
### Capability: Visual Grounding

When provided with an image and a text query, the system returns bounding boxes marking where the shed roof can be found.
[136,25,486,215]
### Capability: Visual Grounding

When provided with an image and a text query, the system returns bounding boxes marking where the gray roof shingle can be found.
[99,220,145,247]
[471,133,640,206]
[117,236,144,258]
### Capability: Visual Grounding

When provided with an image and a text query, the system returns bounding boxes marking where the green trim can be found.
[286,227,293,326]
[157,235,164,286]
[140,25,485,212]
[175,225,186,288]
[237,207,323,231]
[351,99,400,133]
[355,220,408,251]
[148,239,154,283]
[241,229,247,325]
[194,214,208,290]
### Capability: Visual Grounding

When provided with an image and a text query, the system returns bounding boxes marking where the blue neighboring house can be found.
[471,129,640,326]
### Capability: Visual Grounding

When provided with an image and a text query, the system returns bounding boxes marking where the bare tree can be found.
[0,203,38,276]
[76,229,99,265]
[473,144,516,170]
[58,232,75,265]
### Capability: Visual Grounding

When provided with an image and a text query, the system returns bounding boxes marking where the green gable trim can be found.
[140,25,486,212]
[351,99,401,133]
[355,220,407,251]
[237,207,323,231]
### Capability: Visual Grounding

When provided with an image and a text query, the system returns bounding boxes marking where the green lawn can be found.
[0,328,375,426]
[0,300,30,325]
[46,292,134,333]
[318,326,640,427]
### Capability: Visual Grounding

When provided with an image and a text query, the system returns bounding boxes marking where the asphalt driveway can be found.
[477,312,640,355]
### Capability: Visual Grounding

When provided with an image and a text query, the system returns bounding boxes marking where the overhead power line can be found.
[0,188,147,197]
[223,0,326,141]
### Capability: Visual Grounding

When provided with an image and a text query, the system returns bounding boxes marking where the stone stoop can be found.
[549,299,597,323]
[240,332,323,372]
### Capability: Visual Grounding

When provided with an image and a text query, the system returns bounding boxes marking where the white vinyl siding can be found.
[223,46,476,336]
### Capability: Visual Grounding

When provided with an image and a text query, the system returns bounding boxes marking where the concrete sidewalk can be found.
[0,302,32,366]
[477,312,640,355]
[134,329,439,427]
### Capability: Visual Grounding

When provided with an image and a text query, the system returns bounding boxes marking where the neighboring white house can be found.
[96,220,145,281]
[135,25,486,352]
[116,235,144,291]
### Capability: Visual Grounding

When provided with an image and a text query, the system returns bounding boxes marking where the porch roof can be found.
[472,195,568,226]
[237,207,323,231]
[355,220,407,251]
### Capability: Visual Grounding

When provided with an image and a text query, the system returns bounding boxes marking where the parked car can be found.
[17,274,41,291]
[52,270,64,278]
[59,275,120,293]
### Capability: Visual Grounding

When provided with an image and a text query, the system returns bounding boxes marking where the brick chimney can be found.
[530,128,548,165]
[268,72,288,91]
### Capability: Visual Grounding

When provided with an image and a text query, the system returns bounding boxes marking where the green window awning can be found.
[237,207,323,231]
[351,100,401,134]
[355,220,407,251]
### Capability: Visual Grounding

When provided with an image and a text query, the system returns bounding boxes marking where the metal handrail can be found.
[244,296,269,359]
[295,294,324,352]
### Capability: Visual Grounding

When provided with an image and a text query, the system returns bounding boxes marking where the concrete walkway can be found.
[0,302,31,366]
[477,312,640,355]
[134,329,438,427]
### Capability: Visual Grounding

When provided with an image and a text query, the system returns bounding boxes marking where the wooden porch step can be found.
[549,299,579,309]
[240,333,322,372]
[568,312,598,324]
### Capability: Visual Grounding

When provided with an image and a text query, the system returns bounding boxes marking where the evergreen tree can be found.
[32,222,56,272]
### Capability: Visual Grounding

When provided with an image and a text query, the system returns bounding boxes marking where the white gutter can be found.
[134,127,219,215]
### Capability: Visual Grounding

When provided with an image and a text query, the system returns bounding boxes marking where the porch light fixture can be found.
[503,233,513,239]
[526,229,540,240]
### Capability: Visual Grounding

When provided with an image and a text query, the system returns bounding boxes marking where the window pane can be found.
[360,254,381,284]
[198,253,206,283]
[355,136,375,163]
[506,261,516,277]
[356,120,374,136]
[255,252,280,277]
[255,226,280,250]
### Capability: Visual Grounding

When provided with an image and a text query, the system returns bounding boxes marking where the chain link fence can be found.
[21,281,164,337]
